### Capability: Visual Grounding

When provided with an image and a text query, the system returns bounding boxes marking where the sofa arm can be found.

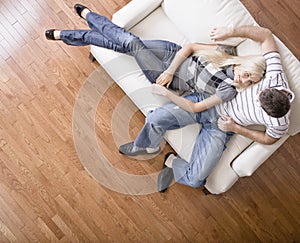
[112,0,163,29]
[231,134,289,177]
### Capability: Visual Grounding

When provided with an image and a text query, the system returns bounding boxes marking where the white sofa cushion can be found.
[162,0,255,45]
[112,0,163,29]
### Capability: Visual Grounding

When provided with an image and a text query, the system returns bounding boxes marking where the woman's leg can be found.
[60,29,125,50]
[141,40,188,90]
[59,11,185,85]
[85,12,182,83]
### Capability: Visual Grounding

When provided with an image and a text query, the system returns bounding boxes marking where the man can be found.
[119,26,294,192]
[211,26,293,144]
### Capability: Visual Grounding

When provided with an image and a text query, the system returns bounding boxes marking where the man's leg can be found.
[119,94,200,155]
[172,124,229,188]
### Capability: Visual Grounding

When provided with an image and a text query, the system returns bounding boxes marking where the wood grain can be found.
[0,0,299,241]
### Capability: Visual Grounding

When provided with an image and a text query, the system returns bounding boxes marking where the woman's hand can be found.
[152,84,168,96]
[156,71,173,87]
[217,115,237,132]
[210,26,234,41]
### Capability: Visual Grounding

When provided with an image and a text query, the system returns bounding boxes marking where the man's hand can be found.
[152,83,168,96]
[211,25,277,54]
[210,26,234,41]
[218,115,279,145]
[217,115,237,132]
[156,71,173,87]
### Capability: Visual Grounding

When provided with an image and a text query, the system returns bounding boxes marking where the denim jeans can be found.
[134,92,233,188]
[60,12,188,90]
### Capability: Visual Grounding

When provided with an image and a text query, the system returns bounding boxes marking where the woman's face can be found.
[233,66,261,87]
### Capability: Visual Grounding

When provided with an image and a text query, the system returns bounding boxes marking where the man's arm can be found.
[156,43,216,87]
[210,25,278,54]
[218,116,279,145]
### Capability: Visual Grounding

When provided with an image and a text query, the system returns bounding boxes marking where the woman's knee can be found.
[124,35,143,52]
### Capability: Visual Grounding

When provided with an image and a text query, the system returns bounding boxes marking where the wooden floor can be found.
[0,0,299,242]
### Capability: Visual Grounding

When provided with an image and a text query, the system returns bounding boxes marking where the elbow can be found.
[261,27,273,40]
[263,137,279,145]
[264,140,276,145]
[260,26,272,33]
[183,43,196,52]
[190,106,197,113]
[189,104,199,113]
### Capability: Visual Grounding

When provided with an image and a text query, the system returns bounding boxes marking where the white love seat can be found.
[90,0,300,194]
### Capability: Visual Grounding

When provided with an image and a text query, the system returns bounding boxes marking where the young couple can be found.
[46,4,294,192]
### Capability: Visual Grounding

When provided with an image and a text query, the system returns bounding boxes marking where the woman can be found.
[45,4,266,115]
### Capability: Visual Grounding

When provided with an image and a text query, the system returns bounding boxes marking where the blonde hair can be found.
[194,49,266,88]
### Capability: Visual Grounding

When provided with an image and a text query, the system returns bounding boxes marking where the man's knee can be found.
[184,164,208,188]
[146,109,160,122]
[185,176,205,188]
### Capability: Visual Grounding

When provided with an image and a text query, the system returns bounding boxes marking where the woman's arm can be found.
[156,43,217,87]
[210,25,278,54]
[152,84,222,113]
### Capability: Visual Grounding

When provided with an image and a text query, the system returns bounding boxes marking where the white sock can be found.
[54,30,61,40]
[145,147,160,153]
[133,146,159,153]
[165,154,176,168]
[81,9,91,19]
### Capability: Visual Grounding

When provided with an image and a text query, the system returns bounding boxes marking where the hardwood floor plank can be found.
[55,194,99,242]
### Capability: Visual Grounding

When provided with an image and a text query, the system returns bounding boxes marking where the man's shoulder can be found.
[263,111,290,139]
[263,51,280,58]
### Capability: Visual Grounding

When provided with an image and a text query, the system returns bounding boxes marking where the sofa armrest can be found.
[112,0,163,29]
[231,134,289,177]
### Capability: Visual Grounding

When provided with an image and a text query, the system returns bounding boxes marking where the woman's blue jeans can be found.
[60,12,187,90]
[134,92,233,188]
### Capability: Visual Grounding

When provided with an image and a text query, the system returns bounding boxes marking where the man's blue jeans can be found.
[134,92,232,188]
[60,12,188,90]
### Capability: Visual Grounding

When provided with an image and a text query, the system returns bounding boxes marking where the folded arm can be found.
[152,84,222,113]
[156,43,217,87]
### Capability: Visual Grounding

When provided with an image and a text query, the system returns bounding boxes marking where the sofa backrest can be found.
[161,0,255,45]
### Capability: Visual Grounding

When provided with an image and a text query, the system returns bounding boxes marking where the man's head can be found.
[259,88,291,118]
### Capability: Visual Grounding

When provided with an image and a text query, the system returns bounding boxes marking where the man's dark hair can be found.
[259,88,291,118]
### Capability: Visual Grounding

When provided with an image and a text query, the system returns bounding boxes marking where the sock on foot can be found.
[165,154,176,168]
[54,30,61,40]
[81,8,91,19]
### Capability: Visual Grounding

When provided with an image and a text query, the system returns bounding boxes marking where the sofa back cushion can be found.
[162,0,255,45]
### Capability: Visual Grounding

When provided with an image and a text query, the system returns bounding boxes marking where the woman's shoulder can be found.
[216,81,237,102]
